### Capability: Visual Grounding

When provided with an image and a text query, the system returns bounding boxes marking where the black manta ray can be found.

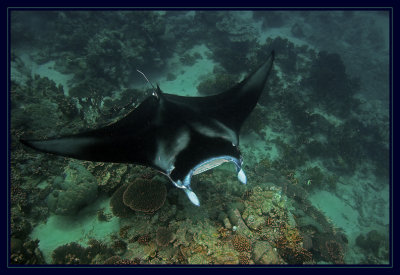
[20,51,275,206]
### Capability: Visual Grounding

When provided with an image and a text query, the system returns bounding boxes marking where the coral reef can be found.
[11,75,77,138]
[253,10,285,28]
[9,10,389,265]
[196,73,238,96]
[252,241,283,264]
[231,234,252,253]
[356,229,389,260]
[227,208,253,238]
[47,160,98,215]
[111,239,127,256]
[303,51,360,117]
[103,256,140,265]
[110,176,167,218]
[156,227,175,247]
[52,242,89,264]
[97,208,112,222]
[241,105,270,138]
[110,184,135,218]
[275,223,313,264]
[137,234,151,245]
[212,13,257,73]
[51,239,116,265]
[10,239,45,264]
[303,166,325,190]
[10,210,32,239]
[180,51,202,66]
[84,162,128,195]
[238,252,251,265]
[122,178,167,213]
[324,239,344,264]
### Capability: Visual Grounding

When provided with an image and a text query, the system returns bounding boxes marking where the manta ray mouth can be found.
[169,155,247,206]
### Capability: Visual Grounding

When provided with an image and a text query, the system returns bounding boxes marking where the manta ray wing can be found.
[21,95,159,167]
[163,50,275,133]
[20,51,275,206]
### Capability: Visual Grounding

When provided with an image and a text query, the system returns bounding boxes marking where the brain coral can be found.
[110,184,135,218]
[122,178,167,213]
[156,227,175,247]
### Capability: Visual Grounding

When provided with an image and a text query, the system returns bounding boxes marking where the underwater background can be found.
[9,10,390,265]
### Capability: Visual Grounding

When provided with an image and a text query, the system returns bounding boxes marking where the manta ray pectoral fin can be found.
[237,168,247,184]
[19,95,161,165]
[184,188,200,206]
[20,137,96,159]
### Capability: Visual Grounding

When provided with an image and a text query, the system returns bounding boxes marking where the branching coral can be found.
[231,234,252,253]
[311,233,347,264]
[238,252,251,265]
[275,223,313,264]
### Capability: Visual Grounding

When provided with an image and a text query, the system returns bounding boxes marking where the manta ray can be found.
[20,51,275,206]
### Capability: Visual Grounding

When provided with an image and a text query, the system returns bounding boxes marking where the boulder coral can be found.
[156,227,175,247]
[122,178,167,213]
[110,177,167,217]
[110,184,135,218]
[47,160,98,215]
